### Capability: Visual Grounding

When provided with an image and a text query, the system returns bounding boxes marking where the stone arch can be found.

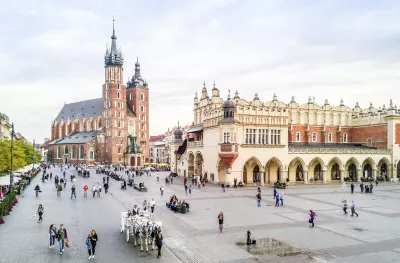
[242,157,263,185]
[194,151,203,175]
[265,157,283,184]
[361,157,375,180]
[345,157,359,182]
[288,157,306,182]
[187,152,195,176]
[377,157,390,180]
[308,157,325,183]
[130,156,136,166]
[137,156,141,166]
[327,157,343,181]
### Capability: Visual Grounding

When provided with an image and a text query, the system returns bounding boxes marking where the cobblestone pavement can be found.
[1,167,400,263]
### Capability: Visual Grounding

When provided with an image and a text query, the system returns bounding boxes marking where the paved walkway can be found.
[1,167,400,262]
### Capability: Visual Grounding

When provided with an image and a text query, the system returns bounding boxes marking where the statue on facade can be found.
[128,134,142,154]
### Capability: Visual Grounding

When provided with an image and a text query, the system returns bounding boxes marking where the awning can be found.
[186,125,203,133]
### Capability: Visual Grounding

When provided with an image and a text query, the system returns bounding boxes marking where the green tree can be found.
[0,139,40,175]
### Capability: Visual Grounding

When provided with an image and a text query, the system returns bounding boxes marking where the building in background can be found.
[0,113,12,141]
[40,138,51,162]
[48,20,150,165]
[149,135,165,163]
[170,82,400,185]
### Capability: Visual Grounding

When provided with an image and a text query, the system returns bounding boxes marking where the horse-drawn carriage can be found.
[133,183,147,192]
[120,212,162,252]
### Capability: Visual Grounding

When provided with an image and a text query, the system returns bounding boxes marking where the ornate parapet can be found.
[241,144,285,148]
[288,147,392,155]
[187,140,204,148]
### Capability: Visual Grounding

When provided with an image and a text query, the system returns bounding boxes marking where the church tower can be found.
[102,19,127,164]
[127,58,150,161]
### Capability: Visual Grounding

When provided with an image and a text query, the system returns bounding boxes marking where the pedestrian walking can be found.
[71,184,76,199]
[83,185,88,198]
[222,183,225,192]
[189,184,192,194]
[37,204,44,223]
[57,184,62,196]
[160,186,164,196]
[273,187,277,199]
[351,183,354,194]
[275,192,280,207]
[360,182,364,193]
[150,198,155,213]
[86,234,93,260]
[89,230,98,259]
[49,224,57,248]
[280,192,284,206]
[184,184,188,195]
[92,185,96,198]
[155,229,163,258]
[369,183,374,193]
[309,210,316,228]
[341,200,348,215]
[253,177,257,187]
[97,186,102,197]
[57,224,68,255]
[217,211,224,232]
[375,179,379,186]
[256,192,261,207]
[351,201,359,217]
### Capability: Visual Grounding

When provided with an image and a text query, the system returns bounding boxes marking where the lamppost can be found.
[8,123,15,194]
[32,139,35,169]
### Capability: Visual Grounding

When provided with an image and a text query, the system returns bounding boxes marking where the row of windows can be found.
[56,145,94,160]
[103,110,125,118]
[128,94,145,101]
[296,132,348,143]
[105,120,125,128]
[104,100,124,109]
[58,120,99,139]
[138,114,147,121]
[105,92,123,100]
[245,129,281,145]
[240,117,287,125]
[105,67,121,82]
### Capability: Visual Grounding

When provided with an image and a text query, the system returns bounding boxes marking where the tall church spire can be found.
[105,17,123,67]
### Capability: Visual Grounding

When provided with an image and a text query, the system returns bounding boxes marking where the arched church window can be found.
[118,121,121,128]
[140,94,144,101]
[117,92,120,99]
[80,145,85,159]
[106,91,109,99]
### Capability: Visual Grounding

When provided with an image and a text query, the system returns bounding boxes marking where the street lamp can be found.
[32,139,35,169]
[8,123,15,194]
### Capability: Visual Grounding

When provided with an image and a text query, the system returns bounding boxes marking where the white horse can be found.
[133,221,142,247]
[139,223,149,252]
[148,221,162,251]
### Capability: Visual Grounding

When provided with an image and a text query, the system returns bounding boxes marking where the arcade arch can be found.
[265,157,282,184]
[308,158,325,182]
[187,152,194,176]
[345,158,360,182]
[377,157,390,179]
[327,157,343,181]
[195,152,203,175]
[361,158,375,179]
[242,157,262,185]
[288,157,306,182]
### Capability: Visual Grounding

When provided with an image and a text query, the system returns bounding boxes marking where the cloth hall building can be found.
[48,21,150,165]
[169,83,400,185]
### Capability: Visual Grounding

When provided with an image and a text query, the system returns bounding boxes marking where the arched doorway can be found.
[331,164,340,180]
[137,157,141,166]
[195,153,203,175]
[243,157,262,186]
[188,153,194,176]
[348,164,357,182]
[253,165,260,184]
[218,159,226,183]
[363,163,372,179]
[314,164,323,181]
[296,165,304,181]
[266,157,282,183]
[377,158,390,180]
[308,158,325,183]
[381,163,387,179]
[130,156,136,166]
[288,157,306,182]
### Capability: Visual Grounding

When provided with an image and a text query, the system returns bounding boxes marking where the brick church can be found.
[49,20,149,165]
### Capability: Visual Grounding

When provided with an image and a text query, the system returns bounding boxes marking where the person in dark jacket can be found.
[155,229,163,258]
[350,183,354,194]
[89,230,98,259]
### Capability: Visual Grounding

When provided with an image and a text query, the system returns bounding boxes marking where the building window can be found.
[111,68,114,80]
[118,147,121,153]
[129,94,133,100]
[80,145,85,159]
[223,132,230,143]
[245,128,256,144]
[118,102,121,109]
[106,91,109,99]
[312,132,317,142]
[106,120,109,128]
[343,133,348,143]
[296,132,300,142]
[117,92,120,99]
[328,133,332,143]
[118,121,121,128]
[118,83,120,90]
[118,68,120,81]
[64,145,68,155]
[140,94,144,101]
[89,148,94,160]
[140,105,144,112]
[72,145,77,159]
[258,129,268,144]
[57,145,61,159]
[118,111,121,118]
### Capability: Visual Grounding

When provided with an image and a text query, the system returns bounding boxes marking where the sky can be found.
[1,0,400,143]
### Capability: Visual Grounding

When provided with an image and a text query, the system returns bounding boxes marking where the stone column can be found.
[260,170,265,186]
[340,170,344,183]
[372,169,377,181]
[226,167,231,185]
[279,167,284,182]
[357,169,361,182]
[303,170,308,184]
[393,167,398,182]
[322,170,327,184]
